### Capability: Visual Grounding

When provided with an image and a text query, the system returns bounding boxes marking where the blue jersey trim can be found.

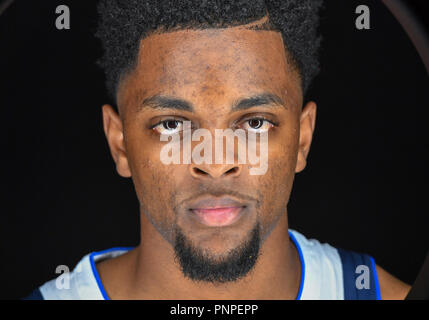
[288,231,305,300]
[89,247,135,300]
[370,256,382,300]
[88,240,306,300]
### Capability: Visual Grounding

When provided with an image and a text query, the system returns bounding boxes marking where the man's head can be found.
[97,0,322,285]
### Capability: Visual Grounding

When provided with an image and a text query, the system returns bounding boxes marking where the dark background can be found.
[1,0,428,299]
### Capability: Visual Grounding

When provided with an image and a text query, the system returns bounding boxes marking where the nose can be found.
[190,163,242,179]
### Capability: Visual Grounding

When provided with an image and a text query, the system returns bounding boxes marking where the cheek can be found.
[254,127,300,226]
[134,157,185,235]
[125,130,180,229]
[261,150,296,211]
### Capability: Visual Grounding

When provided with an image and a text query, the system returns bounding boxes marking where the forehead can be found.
[117,27,302,113]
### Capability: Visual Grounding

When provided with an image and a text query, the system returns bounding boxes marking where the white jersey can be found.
[24,229,381,300]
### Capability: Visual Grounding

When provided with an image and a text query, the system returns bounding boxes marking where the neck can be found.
[97,210,301,300]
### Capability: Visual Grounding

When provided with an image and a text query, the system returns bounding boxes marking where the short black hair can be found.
[95,0,323,104]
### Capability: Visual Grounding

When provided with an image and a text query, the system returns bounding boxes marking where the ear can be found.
[295,101,317,173]
[102,104,132,178]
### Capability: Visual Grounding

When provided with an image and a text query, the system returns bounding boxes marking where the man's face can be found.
[103,24,316,284]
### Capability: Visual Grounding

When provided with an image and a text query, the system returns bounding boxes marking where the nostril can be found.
[225,167,239,175]
[191,165,241,178]
[193,167,208,175]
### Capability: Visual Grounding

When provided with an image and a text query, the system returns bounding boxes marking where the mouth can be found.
[188,196,247,227]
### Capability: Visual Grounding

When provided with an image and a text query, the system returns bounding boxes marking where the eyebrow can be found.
[139,92,287,113]
[232,93,286,111]
[141,95,194,112]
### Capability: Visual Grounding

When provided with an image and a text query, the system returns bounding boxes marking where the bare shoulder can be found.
[375,264,411,300]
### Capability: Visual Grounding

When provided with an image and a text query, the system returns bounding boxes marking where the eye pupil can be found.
[249,119,263,129]
[163,120,178,130]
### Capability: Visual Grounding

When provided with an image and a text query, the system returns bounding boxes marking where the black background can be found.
[1,0,429,300]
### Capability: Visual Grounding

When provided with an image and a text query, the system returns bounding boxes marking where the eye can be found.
[242,118,274,132]
[153,119,183,134]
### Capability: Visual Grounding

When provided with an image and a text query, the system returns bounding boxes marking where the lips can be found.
[188,196,247,227]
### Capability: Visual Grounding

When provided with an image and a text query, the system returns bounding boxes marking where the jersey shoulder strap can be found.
[22,288,44,300]
[336,248,381,300]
